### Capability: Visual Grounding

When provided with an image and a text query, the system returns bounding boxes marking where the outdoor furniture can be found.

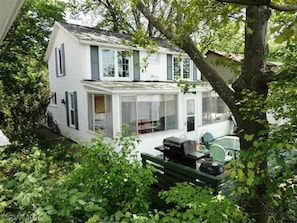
[213,135,240,159]
[209,144,234,163]
[141,153,229,195]
[201,132,215,150]
[159,136,209,169]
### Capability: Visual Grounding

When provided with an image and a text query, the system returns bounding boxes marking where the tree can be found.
[68,0,163,36]
[0,0,66,147]
[132,1,297,222]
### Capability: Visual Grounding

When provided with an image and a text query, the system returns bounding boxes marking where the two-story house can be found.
[44,21,233,156]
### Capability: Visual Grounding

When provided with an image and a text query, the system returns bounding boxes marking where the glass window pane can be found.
[173,57,181,77]
[165,95,177,130]
[121,96,137,134]
[118,51,130,77]
[202,92,211,125]
[183,58,190,79]
[105,95,113,137]
[102,49,115,77]
[187,99,195,132]
[137,95,153,134]
[88,93,94,131]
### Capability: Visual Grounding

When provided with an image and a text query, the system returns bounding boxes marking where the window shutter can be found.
[55,47,58,77]
[65,91,69,126]
[61,43,66,76]
[90,45,100,80]
[133,50,140,81]
[167,54,172,80]
[74,91,79,130]
[193,63,198,81]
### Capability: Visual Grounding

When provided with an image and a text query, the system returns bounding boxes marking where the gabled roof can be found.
[45,21,180,61]
[206,50,280,67]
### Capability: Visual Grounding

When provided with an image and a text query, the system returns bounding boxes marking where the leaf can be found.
[246,27,253,35]
[15,172,27,182]
[27,174,38,183]
[69,195,78,206]
[244,134,254,141]
[44,205,57,215]
[21,195,30,207]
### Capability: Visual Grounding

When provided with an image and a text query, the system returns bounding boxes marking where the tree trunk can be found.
[233,5,271,223]
[136,2,272,222]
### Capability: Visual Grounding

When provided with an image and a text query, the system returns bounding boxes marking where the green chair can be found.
[209,144,233,163]
[201,132,215,150]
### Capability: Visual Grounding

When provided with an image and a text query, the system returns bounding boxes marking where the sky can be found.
[62,0,100,27]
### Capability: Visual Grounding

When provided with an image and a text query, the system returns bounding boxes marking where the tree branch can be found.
[136,0,236,111]
[217,0,297,12]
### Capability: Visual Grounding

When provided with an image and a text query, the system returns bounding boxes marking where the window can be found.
[186,99,195,132]
[102,49,115,77]
[69,93,76,127]
[55,43,66,77]
[202,91,229,125]
[173,56,191,79]
[88,93,113,137]
[101,49,131,79]
[65,91,78,130]
[121,94,178,135]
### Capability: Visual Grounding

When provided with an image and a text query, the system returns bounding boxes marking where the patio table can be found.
[212,135,240,159]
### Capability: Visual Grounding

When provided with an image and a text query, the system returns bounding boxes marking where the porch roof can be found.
[82,81,181,93]
[82,80,211,94]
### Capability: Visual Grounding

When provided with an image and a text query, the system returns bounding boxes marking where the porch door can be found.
[185,96,196,139]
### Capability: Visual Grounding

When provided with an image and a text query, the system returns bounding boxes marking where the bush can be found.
[65,132,155,216]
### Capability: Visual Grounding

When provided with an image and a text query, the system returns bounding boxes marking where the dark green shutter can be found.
[55,47,58,77]
[61,43,66,76]
[167,54,172,80]
[133,50,140,81]
[193,63,197,81]
[65,91,69,126]
[90,45,100,80]
[74,91,79,130]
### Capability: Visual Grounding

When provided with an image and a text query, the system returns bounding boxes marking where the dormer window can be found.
[101,49,132,80]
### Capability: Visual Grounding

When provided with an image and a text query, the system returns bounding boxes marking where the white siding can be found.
[46,23,233,155]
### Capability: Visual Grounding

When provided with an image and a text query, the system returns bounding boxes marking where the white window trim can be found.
[100,48,133,81]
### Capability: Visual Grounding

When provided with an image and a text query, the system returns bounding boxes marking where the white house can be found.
[44,22,233,156]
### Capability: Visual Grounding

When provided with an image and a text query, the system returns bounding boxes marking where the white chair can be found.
[209,144,233,163]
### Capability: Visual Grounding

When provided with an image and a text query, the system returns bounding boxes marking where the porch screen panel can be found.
[121,96,137,134]
[105,95,113,138]
[165,95,177,130]
[87,93,94,131]
[202,92,212,125]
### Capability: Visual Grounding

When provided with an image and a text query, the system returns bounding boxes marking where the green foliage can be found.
[66,132,155,216]
[156,183,251,223]
[0,0,66,148]
[0,143,74,222]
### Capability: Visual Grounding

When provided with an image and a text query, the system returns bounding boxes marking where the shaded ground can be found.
[35,126,77,153]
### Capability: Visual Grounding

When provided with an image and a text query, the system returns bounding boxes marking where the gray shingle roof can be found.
[58,21,179,52]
